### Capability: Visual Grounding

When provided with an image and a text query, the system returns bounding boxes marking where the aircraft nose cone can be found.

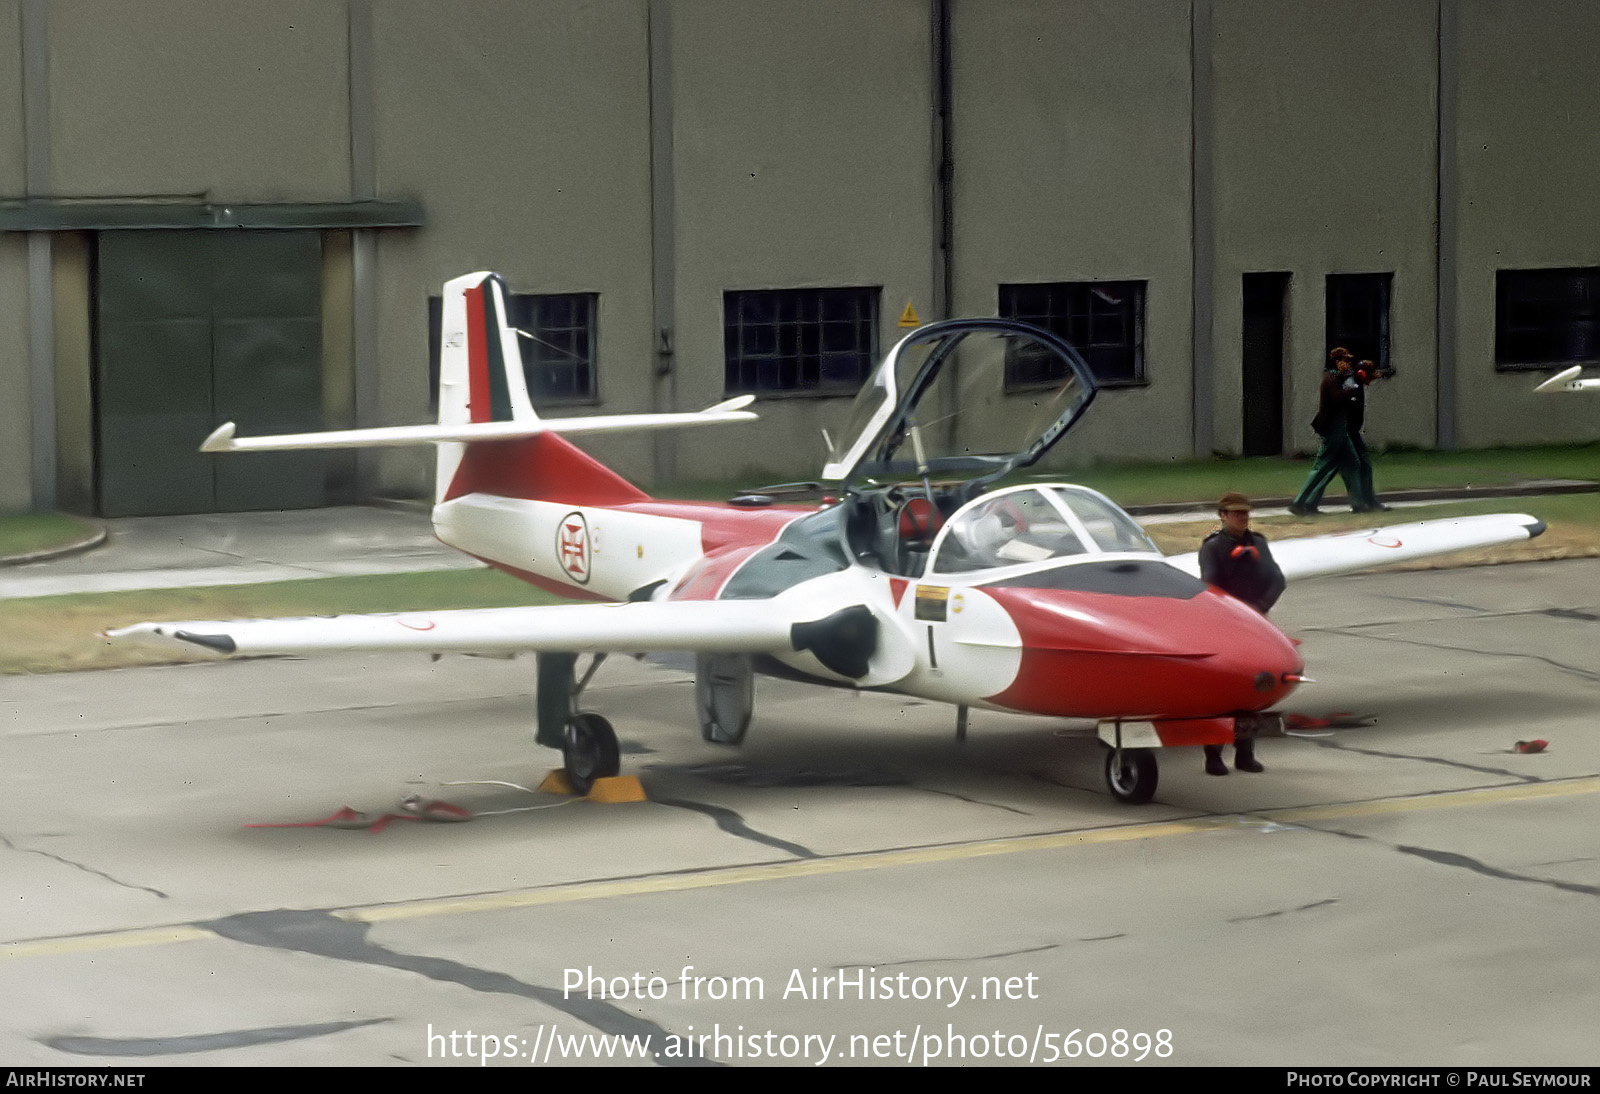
[982,583,1304,719]
[1202,616,1303,710]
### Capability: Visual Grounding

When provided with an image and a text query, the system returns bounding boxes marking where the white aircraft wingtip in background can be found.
[1535,365,1599,393]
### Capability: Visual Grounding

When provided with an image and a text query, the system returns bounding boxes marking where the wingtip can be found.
[706,394,757,413]
[1524,518,1547,539]
[200,422,238,452]
[1535,366,1582,393]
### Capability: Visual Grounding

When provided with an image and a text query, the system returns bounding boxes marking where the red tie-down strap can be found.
[246,798,473,834]
[1230,544,1259,560]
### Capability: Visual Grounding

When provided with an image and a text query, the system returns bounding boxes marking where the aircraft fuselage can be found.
[432,489,1303,731]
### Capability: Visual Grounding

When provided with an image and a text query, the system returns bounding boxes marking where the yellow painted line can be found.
[341,817,1234,924]
[2,925,213,961]
[5,776,1598,961]
[1259,775,1600,824]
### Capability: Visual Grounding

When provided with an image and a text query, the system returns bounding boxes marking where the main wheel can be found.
[1104,747,1158,804]
[563,712,620,794]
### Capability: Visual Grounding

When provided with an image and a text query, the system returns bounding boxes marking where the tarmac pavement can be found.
[0,505,480,599]
[0,478,1593,598]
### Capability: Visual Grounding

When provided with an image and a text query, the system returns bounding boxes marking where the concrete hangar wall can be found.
[2,2,1599,516]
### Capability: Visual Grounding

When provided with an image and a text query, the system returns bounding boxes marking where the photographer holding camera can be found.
[1289,347,1390,516]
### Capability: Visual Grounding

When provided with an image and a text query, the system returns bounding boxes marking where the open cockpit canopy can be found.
[821,319,1097,487]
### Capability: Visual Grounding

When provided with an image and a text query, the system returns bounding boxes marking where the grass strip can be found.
[0,568,562,675]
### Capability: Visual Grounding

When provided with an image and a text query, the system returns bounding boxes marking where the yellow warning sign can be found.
[898,301,921,328]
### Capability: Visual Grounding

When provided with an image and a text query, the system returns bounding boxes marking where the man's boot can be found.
[1204,744,1228,776]
[1234,739,1265,773]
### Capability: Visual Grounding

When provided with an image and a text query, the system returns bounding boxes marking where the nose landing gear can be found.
[1103,746,1159,804]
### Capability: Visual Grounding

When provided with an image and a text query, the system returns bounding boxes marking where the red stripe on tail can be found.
[464,282,492,423]
[443,432,650,507]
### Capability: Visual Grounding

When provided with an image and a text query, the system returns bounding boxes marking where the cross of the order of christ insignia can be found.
[557,511,591,583]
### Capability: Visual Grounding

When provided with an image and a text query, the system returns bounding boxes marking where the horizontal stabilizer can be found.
[200,398,756,453]
[1166,513,1546,583]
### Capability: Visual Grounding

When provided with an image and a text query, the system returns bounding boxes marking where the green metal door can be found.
[96,231,326,516]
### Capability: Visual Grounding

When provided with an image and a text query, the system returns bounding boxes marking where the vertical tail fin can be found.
[436,273,536,501]
[435,272,650,507]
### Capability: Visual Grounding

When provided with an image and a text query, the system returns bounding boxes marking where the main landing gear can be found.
[537,653,620,794]
[563,711,620,795]
[695,652,754,745]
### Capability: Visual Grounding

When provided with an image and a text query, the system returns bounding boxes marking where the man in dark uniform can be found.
[1290,348,1386,515]
[1197,492,1286,776]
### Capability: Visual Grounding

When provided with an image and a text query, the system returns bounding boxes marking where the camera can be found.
[1354,360,1394,385]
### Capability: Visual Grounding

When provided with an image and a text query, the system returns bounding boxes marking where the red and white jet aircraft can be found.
[112,272,1547,803]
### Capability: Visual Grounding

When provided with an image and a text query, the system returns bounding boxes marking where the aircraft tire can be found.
[1104,747,1158,804]
[564,712,621,795]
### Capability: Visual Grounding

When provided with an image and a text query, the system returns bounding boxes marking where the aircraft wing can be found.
[107,600,801,657]
[107,581,914,686]
[1165,513,1546,582]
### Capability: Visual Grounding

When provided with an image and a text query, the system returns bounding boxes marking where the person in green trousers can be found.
[1290,347,1388,515]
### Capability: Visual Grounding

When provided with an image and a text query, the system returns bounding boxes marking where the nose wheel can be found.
[1104,746,1158,804]
[563,712,620,795]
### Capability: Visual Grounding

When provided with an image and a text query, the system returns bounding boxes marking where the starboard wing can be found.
[1165,513,1546,582]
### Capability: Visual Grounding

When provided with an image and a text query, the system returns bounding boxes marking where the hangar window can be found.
[723,288,879,397]
[428,291,598,411]
[999,281,1146,387]
[509,293,599,404]
[1495,268,1600,369]
[1326,273,1392,373]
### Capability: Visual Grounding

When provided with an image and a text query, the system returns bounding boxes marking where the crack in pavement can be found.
[1396,845,1600,897]
[650,797,818,859]
[1228,898,1339,923]
[837,943,1061,970]
[1308,629,1600,684]
[201,909,715,1067]
[1540,607,1600,622]
[43,1017,390,1057]
[1309,739,1543,782]
[1384,594,1492,613]
[913,786,1033,816]
[0,832,167,899]
[1271,821,1600,899]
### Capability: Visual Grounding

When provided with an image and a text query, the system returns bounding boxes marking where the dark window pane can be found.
[723,287,879,396]
[998,281,1145,387]
[1496,268,1600,368]
[509,292,597,405]
[1325,273,1392,372]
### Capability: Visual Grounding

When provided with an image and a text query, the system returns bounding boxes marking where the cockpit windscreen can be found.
[932,487,1159,574]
